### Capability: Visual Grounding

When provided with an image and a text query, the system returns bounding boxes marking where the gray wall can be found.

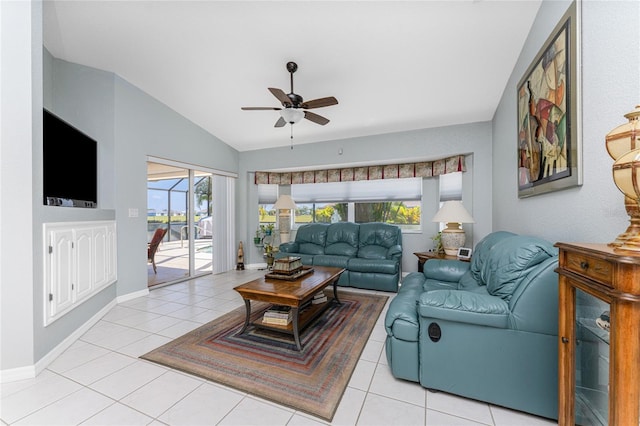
[112,75,238,297]
[492,0,640,243]
[238,121,493,273]
[2,25,239,371]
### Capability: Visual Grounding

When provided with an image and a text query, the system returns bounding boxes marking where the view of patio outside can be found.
[147,162,213,287]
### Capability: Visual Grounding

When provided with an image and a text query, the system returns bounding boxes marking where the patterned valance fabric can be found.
[255,155,465,185]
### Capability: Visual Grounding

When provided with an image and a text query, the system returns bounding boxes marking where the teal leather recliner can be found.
[277,222,402,292]
[385,231,559,420]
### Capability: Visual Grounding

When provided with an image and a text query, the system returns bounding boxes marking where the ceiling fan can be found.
[241,61,338,129]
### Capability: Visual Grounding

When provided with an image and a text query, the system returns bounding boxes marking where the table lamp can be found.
[606,105,640,250]
[432,200,475,255]
[274,195,296,244]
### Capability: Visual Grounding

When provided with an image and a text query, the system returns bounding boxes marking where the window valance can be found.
[254,155,465,185]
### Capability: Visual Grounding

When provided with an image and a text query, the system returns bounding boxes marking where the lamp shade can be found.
[280,108,305,124]
[274,195,296,210]
[432,201,475,224]
[432,201,475,256]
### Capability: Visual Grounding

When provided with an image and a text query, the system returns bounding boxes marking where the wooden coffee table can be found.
[233,266,345,350]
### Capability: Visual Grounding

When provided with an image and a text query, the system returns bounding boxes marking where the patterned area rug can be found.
[141,290,388,421]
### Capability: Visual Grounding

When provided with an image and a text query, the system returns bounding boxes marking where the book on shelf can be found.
[312,291,328,304]
[263,306,293,322]
[262,316,292,325]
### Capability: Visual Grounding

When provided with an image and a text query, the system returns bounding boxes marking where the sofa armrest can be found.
[423,259,470,282]
[385,280,422,337]
[417,290,510,329]
[278,242,299,253]
[386,244,403,260]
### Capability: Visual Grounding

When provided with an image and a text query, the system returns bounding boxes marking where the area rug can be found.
[140,290,387,421]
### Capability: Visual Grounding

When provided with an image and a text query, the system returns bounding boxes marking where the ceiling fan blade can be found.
[300,96,338,109]
[268,88,292,107]
[274,117,286,127]
[241,106,282,110]
[304,111,330,125]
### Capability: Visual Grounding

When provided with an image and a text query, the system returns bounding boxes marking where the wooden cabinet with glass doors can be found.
[556,243,640,425]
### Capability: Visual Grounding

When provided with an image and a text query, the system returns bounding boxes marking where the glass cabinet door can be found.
[575,288,610,426]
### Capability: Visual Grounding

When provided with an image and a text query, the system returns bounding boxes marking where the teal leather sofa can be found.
[276,222,402,292]
[385,231,559,420]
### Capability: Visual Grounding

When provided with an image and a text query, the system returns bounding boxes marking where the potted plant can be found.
[261,223,274,236]
[432,231,444,254]
[253,228,262,245]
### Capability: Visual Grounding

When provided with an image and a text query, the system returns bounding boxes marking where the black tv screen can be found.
[43,109,97,208]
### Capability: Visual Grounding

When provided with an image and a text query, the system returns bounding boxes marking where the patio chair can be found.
[148,228,167,274]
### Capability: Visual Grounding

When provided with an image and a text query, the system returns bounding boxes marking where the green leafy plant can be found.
[432,231,444,254]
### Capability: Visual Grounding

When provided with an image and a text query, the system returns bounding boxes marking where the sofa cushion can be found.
[482,236,557,302]
[314,254,350,269]
[348,257,398,274]
[295,223,329,255]
[358,222,401,258]
[469,231,517,284]
[358,245,388,259]
[325,222,359,256]
[417,290,510,328]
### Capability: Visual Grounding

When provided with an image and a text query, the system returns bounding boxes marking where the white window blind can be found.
[258,184,278,204]
[439,171,462,201]
[291,178,422,203]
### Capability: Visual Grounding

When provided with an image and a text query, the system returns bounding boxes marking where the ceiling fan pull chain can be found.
[290,125,294,149]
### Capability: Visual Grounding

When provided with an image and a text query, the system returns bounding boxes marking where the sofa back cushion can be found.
[325,222,360,256]
[295,223,329,255]
[358,222,401,259]
[469,231,517,284]
[482,235,557,301]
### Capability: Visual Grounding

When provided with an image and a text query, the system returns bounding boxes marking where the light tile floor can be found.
[1,270,557,425]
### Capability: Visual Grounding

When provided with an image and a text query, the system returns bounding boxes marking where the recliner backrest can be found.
[325,222,360,256]
[480,235,558,302]
[468,231,517,284]
[358,222,401,259]
[294,223,329,255]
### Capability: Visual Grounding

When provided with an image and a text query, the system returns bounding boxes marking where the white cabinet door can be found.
[106,223,117,284]
[48,228,74,317]
[92,225,108,288]
[44,221,117,325]
[74,227,94,300]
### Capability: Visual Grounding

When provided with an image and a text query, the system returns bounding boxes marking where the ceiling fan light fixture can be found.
[280,107,305,124]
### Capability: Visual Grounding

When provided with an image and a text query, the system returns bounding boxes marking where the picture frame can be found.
[457,247,472,260]
[517,1,581,198]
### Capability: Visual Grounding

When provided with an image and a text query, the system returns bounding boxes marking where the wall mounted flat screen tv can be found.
[43,109,97,208]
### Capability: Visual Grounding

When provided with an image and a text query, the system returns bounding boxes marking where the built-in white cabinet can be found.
[44,221,117,325]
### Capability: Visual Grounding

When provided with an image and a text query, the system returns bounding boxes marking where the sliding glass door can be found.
[147,161,214,287]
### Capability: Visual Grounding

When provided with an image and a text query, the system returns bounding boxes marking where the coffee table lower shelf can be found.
[240,297,338,350]
[251,297,335,342]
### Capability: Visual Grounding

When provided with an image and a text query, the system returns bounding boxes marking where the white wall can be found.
[238,121,492,272]
[492,0,640,243]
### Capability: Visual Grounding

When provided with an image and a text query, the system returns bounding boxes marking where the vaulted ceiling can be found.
[43,0,542,152]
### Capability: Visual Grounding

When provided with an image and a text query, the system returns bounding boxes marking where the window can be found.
[291,178,422,230]
[439,171,463,202]
[436,171,463,231]
[257,184,277,233]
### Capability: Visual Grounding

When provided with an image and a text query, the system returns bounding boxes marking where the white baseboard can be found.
[117,288,149,303]
[245,263,268,270]
[1,297,119,383]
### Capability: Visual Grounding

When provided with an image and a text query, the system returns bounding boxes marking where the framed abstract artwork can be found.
[517,1,581,198]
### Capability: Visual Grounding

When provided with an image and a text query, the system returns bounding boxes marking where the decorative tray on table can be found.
[266,257,313,280]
